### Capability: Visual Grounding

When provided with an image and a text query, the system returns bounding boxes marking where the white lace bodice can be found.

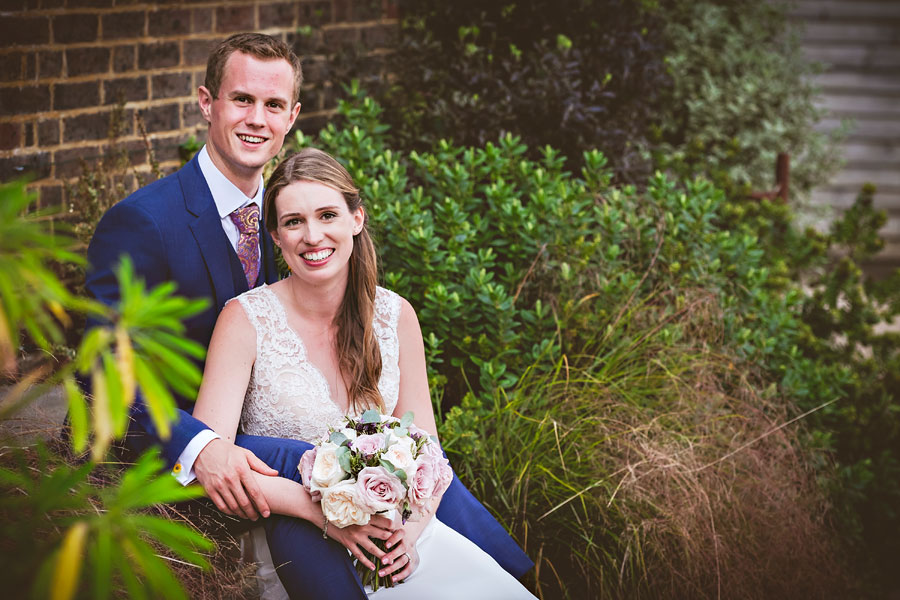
[234,284,402,442]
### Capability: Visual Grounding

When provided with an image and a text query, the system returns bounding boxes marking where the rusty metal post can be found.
[776,153,790,202]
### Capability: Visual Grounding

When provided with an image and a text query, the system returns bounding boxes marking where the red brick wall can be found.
[0,0,398,208]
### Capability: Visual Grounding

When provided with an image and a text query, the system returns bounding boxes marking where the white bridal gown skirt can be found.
[245,517,536,599]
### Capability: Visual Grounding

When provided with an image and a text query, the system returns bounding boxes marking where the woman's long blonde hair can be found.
[264,148,384,414]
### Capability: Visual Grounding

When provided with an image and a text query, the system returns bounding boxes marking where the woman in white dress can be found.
[193,148,534,599]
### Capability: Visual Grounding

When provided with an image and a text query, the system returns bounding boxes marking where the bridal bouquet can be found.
[298,409,453,589]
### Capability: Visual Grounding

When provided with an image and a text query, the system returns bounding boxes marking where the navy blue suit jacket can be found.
[85,155,280,465]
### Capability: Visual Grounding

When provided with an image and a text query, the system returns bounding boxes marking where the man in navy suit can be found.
[85,33,531,599]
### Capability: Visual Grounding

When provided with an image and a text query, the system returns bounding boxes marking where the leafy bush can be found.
[337,0,668,179]
[285,91,863,597]
[648,0,842,200]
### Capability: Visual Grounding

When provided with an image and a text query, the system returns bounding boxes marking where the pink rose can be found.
[434,457,453,497]
[408,457,439,508]
[352,433,386,457]
[419,437,444,461]
[298,448,321,501]
[355,466,405,513]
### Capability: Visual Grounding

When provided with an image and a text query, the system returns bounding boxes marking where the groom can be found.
[83,33,532,598]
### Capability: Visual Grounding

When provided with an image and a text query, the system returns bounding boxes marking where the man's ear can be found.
[287,102,301,134]
[198,86,214,123]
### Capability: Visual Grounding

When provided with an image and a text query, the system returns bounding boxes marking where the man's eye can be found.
[236,96,251,104]
[267,102,284,110]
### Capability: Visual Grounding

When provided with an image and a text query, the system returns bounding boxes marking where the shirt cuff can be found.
[171,429,221,485]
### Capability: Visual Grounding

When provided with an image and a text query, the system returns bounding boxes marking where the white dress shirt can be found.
[173,145,264,485]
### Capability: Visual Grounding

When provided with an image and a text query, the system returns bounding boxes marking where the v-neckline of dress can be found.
[260,284,349,416]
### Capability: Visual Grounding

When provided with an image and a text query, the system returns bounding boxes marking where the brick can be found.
[102,11,145,40]
[38,185,63,210]
[24,121,35,146]
[299,86,322,111]
[149,8,191,37]
[299,2,332,25]
[64,110,123,143]
[0,85,51,115]
[0,53,24,82]
[0,122,22,151]
[301,58,328,85]
[54,147,95,179]
[138,42,180,70]
[38,119,60,146]
[24,53,36,79]
[39,51,63,79]
[215,5,255,33]
[362,24,397,48]
[323,27,360,51]
[182,99,204,128]
[152,135,183,163]
[332,0,352,22]
[0,15,50,46]
[41,0,65,8]
[103,76,148,105]
[113,45,136,72]
[54,81,100,111]
[288,28,322,56]
[139,103,180,133]
[53,13,99,44]
[184,39,214,67]
[151,72,192,99]
[191,8,213,33]
[66,47,110,77]
[383,0,399,20]
[259,2,297,29]
[0,152,50,182]
[353,0,383,21]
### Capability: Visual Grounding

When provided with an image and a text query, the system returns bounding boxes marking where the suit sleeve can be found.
[85,199,210,466]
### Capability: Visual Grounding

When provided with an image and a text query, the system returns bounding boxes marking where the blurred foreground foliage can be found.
[0,180,214,599]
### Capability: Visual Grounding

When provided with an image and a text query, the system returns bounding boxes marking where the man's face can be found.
[198,52,301,195]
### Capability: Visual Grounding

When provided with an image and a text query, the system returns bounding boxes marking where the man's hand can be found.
[193,438,278,520]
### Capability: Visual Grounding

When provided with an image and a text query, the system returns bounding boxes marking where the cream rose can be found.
[311,442,346,489]
[356,466,405,513]
[382,436,416,473]
[298,447,320,500]
[321,480,370,528]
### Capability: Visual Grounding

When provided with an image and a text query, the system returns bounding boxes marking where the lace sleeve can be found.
[374,287,403,414]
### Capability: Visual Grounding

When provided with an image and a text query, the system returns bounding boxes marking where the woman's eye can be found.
[321,212,337,220]
[284,218,301,226]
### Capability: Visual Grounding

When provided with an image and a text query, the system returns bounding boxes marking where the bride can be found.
[193,148,535,599]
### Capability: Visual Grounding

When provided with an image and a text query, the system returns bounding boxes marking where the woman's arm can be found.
[192,298,256,441]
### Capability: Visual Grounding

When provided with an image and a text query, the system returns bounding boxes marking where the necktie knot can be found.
[230,204,260,235]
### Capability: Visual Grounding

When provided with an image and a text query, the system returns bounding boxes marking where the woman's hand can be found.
[326,514,395,571]
[378,528,419,583]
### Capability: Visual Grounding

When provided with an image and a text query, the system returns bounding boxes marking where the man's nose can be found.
[245,101,265,126]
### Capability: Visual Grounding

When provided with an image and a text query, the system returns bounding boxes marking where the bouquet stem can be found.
[358,538,396,591]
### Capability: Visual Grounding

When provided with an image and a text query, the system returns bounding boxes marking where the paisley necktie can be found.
[229,204,260,288]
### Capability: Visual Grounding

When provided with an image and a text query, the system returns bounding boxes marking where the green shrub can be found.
[285,91,861,596]
[648,0,843,200]
[337,0,669,177]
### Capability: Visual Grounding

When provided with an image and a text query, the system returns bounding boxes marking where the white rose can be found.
[382,436,416,473]
[321,480,370,528]
[340,427,358,441]
[311,442,347,489]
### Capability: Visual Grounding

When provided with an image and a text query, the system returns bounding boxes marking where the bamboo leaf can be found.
[51,521,88,600]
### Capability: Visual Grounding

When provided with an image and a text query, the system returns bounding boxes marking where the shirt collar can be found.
[197,145,264,218]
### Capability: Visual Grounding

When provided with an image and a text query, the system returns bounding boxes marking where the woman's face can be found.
[270,180,364,287]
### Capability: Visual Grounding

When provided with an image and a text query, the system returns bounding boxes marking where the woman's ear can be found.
[353,206,365,235]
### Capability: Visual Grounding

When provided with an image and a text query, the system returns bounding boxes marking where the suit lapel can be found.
[260,227,279,283]
[179,157,238,312]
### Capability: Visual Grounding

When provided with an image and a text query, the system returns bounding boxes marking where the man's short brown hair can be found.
[205,33,303,104]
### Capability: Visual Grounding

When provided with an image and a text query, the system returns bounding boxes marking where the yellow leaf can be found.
[51,521,88,600]
[0,308,16,374]
[48,300,72,329]
[116,325,136,410]
[91,364,112,461]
